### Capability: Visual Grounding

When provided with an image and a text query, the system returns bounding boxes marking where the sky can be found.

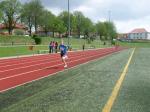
[20,0,150,33]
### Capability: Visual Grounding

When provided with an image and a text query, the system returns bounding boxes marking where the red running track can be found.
[0,47,124,92]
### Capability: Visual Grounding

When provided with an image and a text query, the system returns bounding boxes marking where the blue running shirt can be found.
[59,44,67,54]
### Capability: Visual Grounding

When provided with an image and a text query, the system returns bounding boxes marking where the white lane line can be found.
[0,49,93,67]
[0,49,117,81]
[0,47,110,64]
[0,49,111,73]
[0,55,56,65]
[0,52,87,73]
[0,50,88,68]
[0,48,124,93]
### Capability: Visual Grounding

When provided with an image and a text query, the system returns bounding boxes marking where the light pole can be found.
[108,10,111,23]
[108,10,112,44]
[68,0,71,45]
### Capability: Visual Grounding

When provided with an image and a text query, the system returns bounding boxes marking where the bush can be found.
[32,35,41,45]
[14,29,24,35]
[111,40,116,45]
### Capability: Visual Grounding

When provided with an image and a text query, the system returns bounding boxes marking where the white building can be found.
[128,28,150,40]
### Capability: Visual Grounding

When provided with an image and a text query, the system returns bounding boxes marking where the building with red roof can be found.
[117,33,128,39]
[0,23,28,35]
[128,28,150,40]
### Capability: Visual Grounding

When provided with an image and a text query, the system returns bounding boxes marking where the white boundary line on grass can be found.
[0,47,124,93]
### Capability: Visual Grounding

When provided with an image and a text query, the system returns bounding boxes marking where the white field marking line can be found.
[0,49,96,68]
[0,53,86,73]
[0,48,125,93]
[0,48,109,68]
[0,51,68,64]
[0,53,48,60]
[0,56,58,68]
[0,49,101,73]
[0,49,117,81]
[0,47,113,67]
[0,48,102,66]
[0,49,112,73]
[0,63,63,81]
[102,48,135,112]
[0,52,49,61]
[0,54,57,65]
[0,52,81,68]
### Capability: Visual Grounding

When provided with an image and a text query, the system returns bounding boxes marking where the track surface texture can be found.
[0,47,124,92]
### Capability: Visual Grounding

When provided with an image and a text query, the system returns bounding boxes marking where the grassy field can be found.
[0,35,33,45]
[0,35,110,46]
[0,36,111,57]
[117,41,150,47]
[0,49,132,112]
[0,46,48,57]
[111,48,150,112]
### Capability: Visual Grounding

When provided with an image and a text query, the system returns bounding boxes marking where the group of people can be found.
[49,40,68,68]
[49,41,58,53]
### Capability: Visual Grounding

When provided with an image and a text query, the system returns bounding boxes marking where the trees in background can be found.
[96,21,117,44]
[21,2,34,36]
[104,21,117,43]
[73,11,85,38]
[0,0,117,42]
[38,9,55,36]
[0,0,21,34]
[30,0,43,33]
[96,22,107,40]
[52,17,66,37]
[21,0,43,35]
[58,11,75,36]
[0,10,2,22]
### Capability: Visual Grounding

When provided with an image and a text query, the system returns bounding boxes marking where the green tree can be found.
[30,0,43,34]
[29,0,44,33]
[21,2,34,36]
[104,21,117,43]
[82,17,94,43]
[21,0,44,35]
[53,17,66,37]
[73,11,85,38]
[39,9,55,36]
[58,11,75,36]
[0,0,21,34]
[96,22,107,40]
[0,10,2,22]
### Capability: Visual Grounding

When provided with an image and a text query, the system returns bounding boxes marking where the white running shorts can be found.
[62,55,68,60]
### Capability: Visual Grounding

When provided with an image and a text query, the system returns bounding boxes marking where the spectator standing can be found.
[55,41,58,53]
[82,44,85,51]
[49,41,52,53]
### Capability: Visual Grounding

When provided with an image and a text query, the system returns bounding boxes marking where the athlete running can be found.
[59,40,68,68]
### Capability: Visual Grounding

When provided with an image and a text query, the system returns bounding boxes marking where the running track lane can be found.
[0,47,125,92]
[0,48,114,78]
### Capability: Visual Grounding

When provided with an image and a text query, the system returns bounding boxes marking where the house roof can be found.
[0,24,5,29]
[0,23,27,30]
[129,28,148,33]
[15,23,27,29]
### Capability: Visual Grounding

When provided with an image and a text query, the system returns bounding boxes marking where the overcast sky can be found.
[20,0,150,33]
